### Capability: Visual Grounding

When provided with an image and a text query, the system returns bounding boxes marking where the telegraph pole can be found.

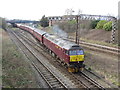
[76,15,79,44]
[76,9,82,44]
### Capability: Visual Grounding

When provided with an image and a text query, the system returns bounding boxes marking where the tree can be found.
[65,8,74,15]
[103,21,112,31]
[78,9,82,15]
[95,20,107,29]
[90,20,100,29]
[40,15,49,27]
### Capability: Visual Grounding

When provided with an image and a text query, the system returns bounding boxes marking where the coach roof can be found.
[44,33,81,50]
[33,28,46,35]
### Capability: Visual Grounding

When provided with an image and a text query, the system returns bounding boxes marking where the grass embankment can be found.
[68,32,118,48]
[84,50,119,86]
[2,28,38,88]
[80,38,118,48]
[38,25,118,48]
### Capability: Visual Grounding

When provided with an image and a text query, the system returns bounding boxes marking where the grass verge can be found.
[2,28,38,88]
[80,38,118,48]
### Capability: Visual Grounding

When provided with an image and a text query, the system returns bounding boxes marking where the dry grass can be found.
[84,50,119,86]
[2,28,38,88]
[80,38,118,48]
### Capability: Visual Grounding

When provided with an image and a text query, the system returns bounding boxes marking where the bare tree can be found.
[78,9,82,15]
[65,8,75,15]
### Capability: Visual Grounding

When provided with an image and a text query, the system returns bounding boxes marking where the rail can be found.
[7,28,68,89]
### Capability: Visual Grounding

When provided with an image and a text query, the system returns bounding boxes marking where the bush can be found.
[103,21,112,31]
[58,20,77,33]
[95,20,107,29]
[90,20,100,29]
[80,24,86,29]
[68,20,76,24]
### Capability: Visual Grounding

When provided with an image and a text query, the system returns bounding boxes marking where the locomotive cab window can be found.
[69,50,84,55]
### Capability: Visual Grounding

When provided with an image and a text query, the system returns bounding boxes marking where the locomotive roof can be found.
[44,33,81,50]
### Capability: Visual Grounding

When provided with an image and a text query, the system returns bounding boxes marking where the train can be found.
[15,24,85,72]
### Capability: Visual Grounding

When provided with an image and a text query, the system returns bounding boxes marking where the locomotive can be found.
[16,24,85,72]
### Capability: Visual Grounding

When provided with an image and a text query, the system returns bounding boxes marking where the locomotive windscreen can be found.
[69,50,84,55]
[69,49,84,62]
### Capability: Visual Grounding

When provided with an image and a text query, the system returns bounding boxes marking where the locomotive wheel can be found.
[55,56,59,59]
[51,52,55,57]
[75,67,79,72]
[61,62,66,66]
[49,50,52,54]
[79,67,84,72]
[68,67,79,73]
[68,67,75,73]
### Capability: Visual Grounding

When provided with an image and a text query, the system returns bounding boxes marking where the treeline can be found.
[58,19,113,34]
[0,17,7,30]
[90,20,112,31]
[58,20,77,33]
[40,15,49,27]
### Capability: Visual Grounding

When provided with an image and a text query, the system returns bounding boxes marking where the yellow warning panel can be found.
[70,55,84,62]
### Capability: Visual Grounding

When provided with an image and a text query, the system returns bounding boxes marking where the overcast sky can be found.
[0,0,119,20]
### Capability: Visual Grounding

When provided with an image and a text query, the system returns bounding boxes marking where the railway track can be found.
[7,28,68,89]
[76,72,104,88]
[65,37,119,55]
[83,68,118,88]
[31,60,67,88]
[12,29,115,89]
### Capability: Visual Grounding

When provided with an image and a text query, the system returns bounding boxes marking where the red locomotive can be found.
[16,24,85,72]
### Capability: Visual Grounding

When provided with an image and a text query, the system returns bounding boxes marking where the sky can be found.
[0,0,119,20]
